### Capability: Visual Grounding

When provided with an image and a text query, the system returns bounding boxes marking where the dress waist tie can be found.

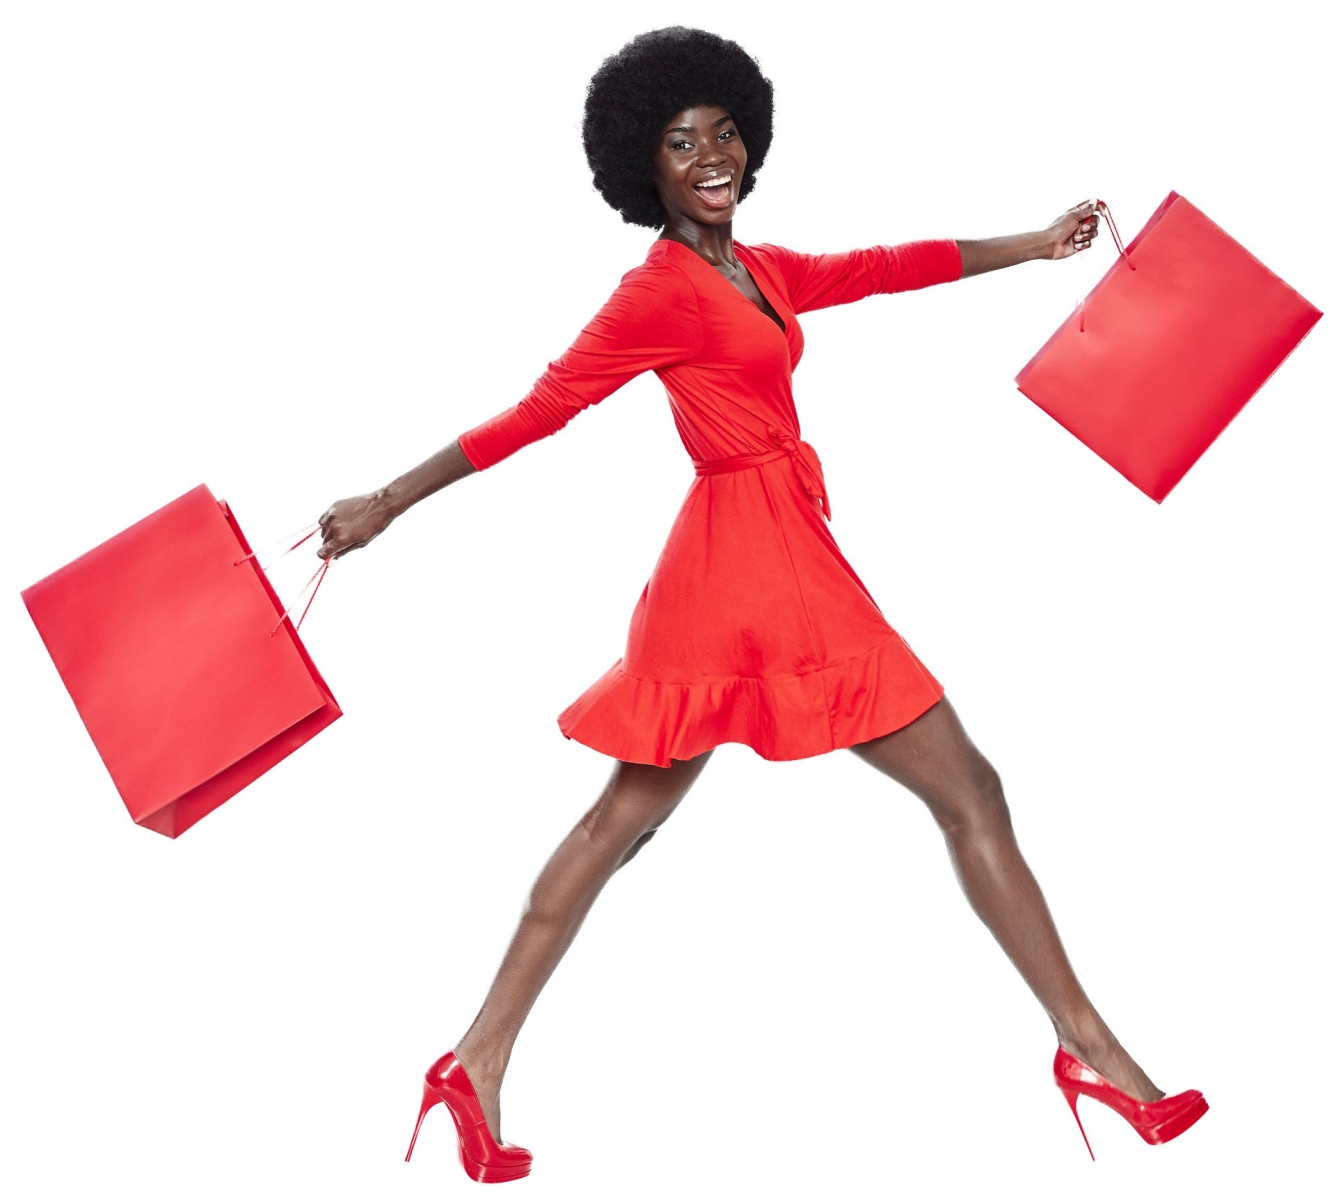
[691,427,832,520]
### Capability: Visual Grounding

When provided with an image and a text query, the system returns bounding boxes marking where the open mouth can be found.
[694,171,734,209]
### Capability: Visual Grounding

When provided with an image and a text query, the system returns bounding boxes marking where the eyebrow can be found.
[665,115,735,136]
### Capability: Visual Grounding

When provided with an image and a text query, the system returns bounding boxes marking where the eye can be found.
[670,139,692,152]
[719,129,736,140]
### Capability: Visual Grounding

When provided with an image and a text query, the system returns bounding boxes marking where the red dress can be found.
[460,237,963,766]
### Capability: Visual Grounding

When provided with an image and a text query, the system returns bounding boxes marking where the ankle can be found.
[454,1039,509,1086]
[1053,1015,1116,1063]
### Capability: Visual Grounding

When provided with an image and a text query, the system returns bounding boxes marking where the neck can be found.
[658,216,737,266]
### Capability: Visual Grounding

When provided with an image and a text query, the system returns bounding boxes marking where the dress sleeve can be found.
[458,263,702,470]
[753,240,962,315]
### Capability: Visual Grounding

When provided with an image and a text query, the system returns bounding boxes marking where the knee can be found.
[580,781,677,856]
[932,757,1011,838]
[579,754,705,864]
[616,828,658,869]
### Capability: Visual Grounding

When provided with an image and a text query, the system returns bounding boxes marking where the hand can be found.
[1045,199,1101,260]
[317,490,396,560]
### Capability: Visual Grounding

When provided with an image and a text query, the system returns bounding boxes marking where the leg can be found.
[851,697,1164,1102]
[454,750,713,1139]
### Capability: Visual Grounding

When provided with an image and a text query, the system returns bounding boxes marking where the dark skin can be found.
[318,107,1160,1141]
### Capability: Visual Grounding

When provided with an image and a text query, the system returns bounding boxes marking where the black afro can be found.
[582,27,775,229]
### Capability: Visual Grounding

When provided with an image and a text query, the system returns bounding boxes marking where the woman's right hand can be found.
[317,439,477,559]
[317,490,396,560]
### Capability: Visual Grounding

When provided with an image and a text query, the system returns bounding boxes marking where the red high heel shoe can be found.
[1054,1046,1207,1160]
[405,1052,533,1184]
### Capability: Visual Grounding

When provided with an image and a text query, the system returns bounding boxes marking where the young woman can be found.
[317,26,1206,1184]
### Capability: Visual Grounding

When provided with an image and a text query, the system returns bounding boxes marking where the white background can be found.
[2,2,1330,1197]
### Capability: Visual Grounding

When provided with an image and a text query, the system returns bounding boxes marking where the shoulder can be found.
[735,241,795,261]
[573,242,702,351]
[736,241,799,270]
[736,241,806,288]
[618,241,702,299]
[593,242,702,326]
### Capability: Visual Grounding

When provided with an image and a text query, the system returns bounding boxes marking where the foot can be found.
[1058,1029,1165,1104]
[452,1043,506,1143]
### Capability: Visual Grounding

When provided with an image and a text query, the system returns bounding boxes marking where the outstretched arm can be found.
[317,440,475,560]
[958,199,1100,277]
[315,259,702,562]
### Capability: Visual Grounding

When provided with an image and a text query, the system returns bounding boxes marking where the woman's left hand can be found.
[957,201,1103,277]
[1045,200,1101,259]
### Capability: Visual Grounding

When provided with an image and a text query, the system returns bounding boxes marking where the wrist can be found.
[1030,229,1058,262]
[377,480,410,521]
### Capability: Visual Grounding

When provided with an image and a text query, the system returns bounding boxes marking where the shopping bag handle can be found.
[268,557,331,637]
[233,522,332,636]
[1079,199,1137,333]
[234,523,320,568]
[1095,199,1136,270]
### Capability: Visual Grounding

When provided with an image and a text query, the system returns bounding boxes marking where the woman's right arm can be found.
[316,260,700,561]
[317,439,476,560]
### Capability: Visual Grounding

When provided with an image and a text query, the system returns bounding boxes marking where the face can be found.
[651,104,748,227]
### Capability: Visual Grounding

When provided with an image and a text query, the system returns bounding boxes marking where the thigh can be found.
[848,697,998,815]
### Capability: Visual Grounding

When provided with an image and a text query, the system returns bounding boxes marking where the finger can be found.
[323,534,359,560]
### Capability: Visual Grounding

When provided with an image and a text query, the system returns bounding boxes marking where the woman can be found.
[318,27,1205,1183]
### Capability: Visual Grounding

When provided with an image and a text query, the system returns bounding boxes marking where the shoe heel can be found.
[405,1082,442,1163]
[1059,1087,1095,1161]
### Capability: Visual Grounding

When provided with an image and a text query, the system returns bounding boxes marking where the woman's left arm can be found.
[957,199,1100,277]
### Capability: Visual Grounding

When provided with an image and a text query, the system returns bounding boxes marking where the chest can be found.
[690,253,806,376]
[722,265,785,333]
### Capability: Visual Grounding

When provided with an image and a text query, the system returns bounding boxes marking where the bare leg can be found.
[453,751,713,1140]
[851,697,1164,1102]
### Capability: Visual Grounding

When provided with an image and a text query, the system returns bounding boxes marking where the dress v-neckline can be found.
[659,239,788,334]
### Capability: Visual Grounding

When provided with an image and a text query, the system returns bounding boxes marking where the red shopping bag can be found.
[21,485,341,837]
[1015,192,1322,501]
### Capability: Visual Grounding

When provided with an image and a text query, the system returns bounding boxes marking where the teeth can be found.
[696,174,732,189]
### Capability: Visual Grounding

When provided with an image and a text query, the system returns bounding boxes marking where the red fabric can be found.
[460,238,962,766]
[1016,192,1323,501]
[22,486,342,836]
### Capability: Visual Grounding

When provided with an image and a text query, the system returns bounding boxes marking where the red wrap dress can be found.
[459,237,963,766]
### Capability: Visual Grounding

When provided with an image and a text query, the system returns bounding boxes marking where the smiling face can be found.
[651,104,748,229]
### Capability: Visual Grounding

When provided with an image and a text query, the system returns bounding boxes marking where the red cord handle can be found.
[1078,198,1136,334]
[232,521,332,636]
[269,556,331,637]
[1095,199,1136,270]
[234,523,320,567]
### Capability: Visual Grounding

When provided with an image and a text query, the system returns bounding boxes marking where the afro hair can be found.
[582,27,775,229]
